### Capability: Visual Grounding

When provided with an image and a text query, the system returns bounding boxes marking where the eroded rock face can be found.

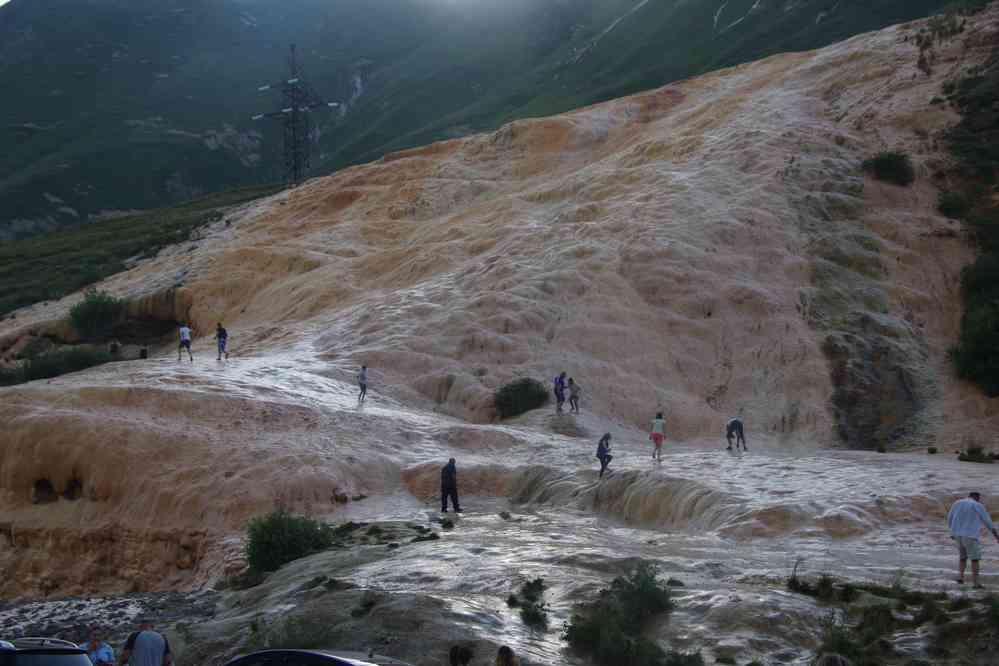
[2,6,999,598]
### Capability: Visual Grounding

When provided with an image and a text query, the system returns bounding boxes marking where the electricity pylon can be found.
[253,44,339,186]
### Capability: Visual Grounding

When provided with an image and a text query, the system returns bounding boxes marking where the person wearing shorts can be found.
[726,417,746,451]
[214,323,228,361]
[650,412,666,461]
[947,491,999,588]
[177,323,193,362]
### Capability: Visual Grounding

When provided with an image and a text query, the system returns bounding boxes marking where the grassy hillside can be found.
[0,0,962,240]
[0,184,281,317]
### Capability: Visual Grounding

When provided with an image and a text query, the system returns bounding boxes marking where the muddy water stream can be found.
[7,337,997,664]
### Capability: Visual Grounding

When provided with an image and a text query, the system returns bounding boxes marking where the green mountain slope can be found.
[0,0,960,239]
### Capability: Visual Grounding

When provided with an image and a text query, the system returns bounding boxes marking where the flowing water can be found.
[4,329,996,664]
[124,336,999,664]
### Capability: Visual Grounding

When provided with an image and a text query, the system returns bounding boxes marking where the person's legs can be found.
[359,383,366,402]
[450,489,461,513]
[738,425,746,450]
[957,539,969,583]
[726,432,733,450]
[442,488,449,512]
[178,343,182,362]
[971,560,981,587]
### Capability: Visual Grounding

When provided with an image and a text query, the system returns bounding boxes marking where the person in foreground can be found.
[596,433,613,478]
[449,645,474,665]
[947,491,999,588]
[80,626,114,666]
[441,457,461,513]
[496,645,519,666]
[119,618,171,666]
[726,417,747,451]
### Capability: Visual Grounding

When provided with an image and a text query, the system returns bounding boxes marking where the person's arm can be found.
[974,503,999,541]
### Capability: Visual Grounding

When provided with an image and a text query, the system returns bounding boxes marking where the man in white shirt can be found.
[947,491,999,588]
[177,323,193,362]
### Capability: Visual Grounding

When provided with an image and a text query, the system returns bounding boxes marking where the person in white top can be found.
[947,492,999,588]
[177,323,193,362]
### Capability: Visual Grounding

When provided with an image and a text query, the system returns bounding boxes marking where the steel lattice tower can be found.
[254,44,339,186]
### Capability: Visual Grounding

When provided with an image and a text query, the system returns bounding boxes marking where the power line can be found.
[253,44,339,186]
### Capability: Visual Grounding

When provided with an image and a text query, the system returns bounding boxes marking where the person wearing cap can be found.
[947,491,999,588]
[80,626,114,666]
[119,619,171,666]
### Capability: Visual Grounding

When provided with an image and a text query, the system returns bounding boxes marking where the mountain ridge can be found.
[0,0,967,239]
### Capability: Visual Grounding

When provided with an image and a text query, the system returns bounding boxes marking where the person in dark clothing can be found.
[726,418,747,451]
[441,457,461,513]
[449,645,474,666]
[596,433,613,478]
[554,372,567,413]
[214,323,229,361]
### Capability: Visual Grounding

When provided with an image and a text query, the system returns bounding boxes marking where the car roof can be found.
[224,649,412,666]
[3,638,84,652]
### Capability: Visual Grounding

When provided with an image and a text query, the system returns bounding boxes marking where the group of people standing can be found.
[552,372,581,414]
[79,619,171,666]
[175,322,228,362]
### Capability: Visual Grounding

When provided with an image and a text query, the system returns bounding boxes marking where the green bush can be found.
[245,509,335,573]
[20,347,113,382]
[494,377,549,419]
[507,577,549,629]
[69,289,126,340]
[952,255,999,395]
[862,152,915,186]
[938,191,972,218]
[564,562,675,666]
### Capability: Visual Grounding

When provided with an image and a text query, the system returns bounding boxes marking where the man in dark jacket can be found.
[441,458,460,513]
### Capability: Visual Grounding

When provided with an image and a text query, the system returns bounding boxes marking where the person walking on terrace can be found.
[441,457,461,513]
[650,412,666,461]
[554,371,567,413]
[596,433,613,478]
[948,491,999,588]
[214,322,229,361]
[568,377,581,414]
[357,365,368,403]
[726,417,747,451]
[177,323,193,362]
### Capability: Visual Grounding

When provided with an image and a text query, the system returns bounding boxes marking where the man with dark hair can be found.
[119,619,171,666]
[948,491,999,588]
[441,458,460,513]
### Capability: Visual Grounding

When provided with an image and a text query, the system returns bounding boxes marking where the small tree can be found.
[862,152,915,186]
[69,289,125,340]
[245,509,335,573]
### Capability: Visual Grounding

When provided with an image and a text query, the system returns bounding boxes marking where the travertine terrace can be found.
[2,5,997,636]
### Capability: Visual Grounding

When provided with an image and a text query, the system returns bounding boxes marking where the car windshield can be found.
[15,653,93,666]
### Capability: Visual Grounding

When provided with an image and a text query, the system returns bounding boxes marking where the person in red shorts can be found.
[649,412,666,461]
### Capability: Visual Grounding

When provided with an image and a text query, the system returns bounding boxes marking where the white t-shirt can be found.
[651,418,665,434]
[179,326,192,342]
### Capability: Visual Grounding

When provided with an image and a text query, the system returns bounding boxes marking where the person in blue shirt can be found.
[948,491,999,588]
[79,626,114,666]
